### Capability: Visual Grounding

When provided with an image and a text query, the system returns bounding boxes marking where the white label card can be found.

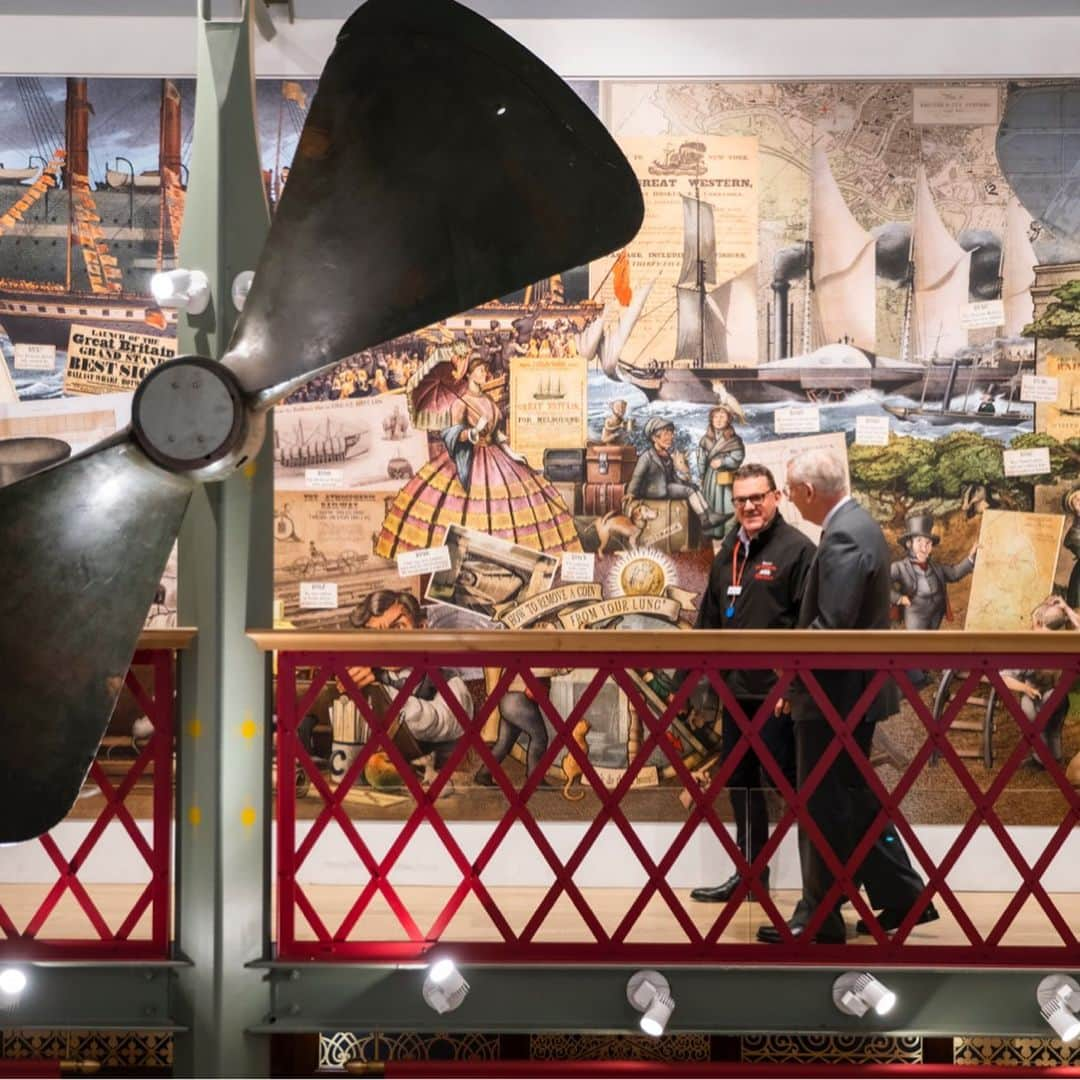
[1020,375,1060,403]
[397,545,452,577]
[775,406,820,435]
[560,551,595,583]
[1003,447,1051,477]
[304,468,345,490]
[855,415,890,446]
[913,87,1000,126]
[299,581,338,609]
[960,300,1005,330]
[13,343,56,371]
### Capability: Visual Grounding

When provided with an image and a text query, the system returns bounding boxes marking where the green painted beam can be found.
[249,965,1078,1039]
[172,0,274,1076]
[0,965,182,1031]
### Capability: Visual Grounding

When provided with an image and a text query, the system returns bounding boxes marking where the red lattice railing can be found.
[0,636,187,960]
[263,630,1080,967]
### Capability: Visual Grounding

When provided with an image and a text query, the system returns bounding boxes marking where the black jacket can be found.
[793,498,900,724]
[696,512,815,700]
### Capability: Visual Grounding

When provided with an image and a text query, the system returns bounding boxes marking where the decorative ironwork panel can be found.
[531,1033,710,1063]
[955,1036,1080,1067]
[319,1031,500,1070]
[741,1034,923,1064]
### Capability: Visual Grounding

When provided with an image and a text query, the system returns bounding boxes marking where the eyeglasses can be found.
[732,491,774,508]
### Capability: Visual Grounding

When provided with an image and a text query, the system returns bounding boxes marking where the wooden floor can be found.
[2,885,1078,948]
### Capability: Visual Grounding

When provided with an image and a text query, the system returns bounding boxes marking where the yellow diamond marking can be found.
[240,716,257,740]
[243,460,258,480]
[188,806,202,826]
[240,806,257,828]
[187,717,202,738]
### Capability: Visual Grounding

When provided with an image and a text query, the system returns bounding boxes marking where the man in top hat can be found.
[976,387,997,415]
[890,513,977,632]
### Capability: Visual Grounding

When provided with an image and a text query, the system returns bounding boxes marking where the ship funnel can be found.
[771,278,790,360]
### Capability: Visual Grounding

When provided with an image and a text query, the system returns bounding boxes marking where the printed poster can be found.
[63,324,176,395]
[1037,351,1080,441]
[591,134,759,369]
[274,397,428,492]
[273,490,413,630]
[508,355,587,466]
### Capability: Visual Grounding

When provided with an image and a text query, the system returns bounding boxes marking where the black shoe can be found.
[690,870,769,903]
[757,902,845,944]
[473,768,498,787]
[856,902,940,935]
[756,917,846,945]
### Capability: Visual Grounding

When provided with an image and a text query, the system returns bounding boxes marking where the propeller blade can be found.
[224,0,644,406]
[0,434,193,843]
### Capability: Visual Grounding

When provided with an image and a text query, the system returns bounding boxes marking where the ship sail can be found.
[601,280,654,378]
[1002,193,1036,338]
[912,166,970,360]
[810,144,876,352]
[678,194,717,286]
[577,303,611,363]
[676,264,758,367]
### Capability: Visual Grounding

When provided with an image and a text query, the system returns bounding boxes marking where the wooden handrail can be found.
[136,627,197,650]
[246,627,1080,656]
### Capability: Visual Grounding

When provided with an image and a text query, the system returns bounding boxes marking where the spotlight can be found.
[421,957,468,1014]
[1038,975,1080,1043]
[0,967,26,1013]
[150,268,210,315]
[626,969,674,1037]
[231,270,255,312]
[833,972,897,1018]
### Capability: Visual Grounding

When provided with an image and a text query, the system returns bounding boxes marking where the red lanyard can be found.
[731,541,750,590]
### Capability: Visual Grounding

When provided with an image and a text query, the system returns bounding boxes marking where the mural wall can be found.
[3,75,1079,824]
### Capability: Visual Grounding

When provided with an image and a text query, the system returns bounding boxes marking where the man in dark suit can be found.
[756,447,938,944]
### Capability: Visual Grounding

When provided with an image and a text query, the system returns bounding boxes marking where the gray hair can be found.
[786,447,849,497]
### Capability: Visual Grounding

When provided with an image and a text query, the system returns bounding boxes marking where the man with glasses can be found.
[690,463,815,904]
[756,447,936,943]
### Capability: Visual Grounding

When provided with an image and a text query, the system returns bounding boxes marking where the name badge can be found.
[726,585,742,597]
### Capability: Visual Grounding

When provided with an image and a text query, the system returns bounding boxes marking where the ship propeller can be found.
[0,0,643,843]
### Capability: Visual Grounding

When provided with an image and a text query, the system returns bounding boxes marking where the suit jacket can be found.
[794,498,899,725]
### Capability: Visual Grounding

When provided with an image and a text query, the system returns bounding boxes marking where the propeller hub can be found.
[132,355,258,479]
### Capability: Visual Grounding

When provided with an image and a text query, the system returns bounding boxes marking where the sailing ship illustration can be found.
[273,417,371,469]
[1057,385,1080,417]
[595,147,1035,406]
[0,78,186,350]
[882,185,1035,428]
[533,375,565,400]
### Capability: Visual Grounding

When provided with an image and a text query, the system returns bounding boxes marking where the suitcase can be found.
[551,480,583,516]
[583,481,626,517]
[633,497,700,553]
[543,447,586,484]
[586,444,638,485]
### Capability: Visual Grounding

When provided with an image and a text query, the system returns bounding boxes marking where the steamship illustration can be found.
[599,147,1032,405]
[0,78,185,351]
[273,417,372,469]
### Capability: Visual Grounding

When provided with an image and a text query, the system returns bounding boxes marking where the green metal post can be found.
[172,1,274,1075]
